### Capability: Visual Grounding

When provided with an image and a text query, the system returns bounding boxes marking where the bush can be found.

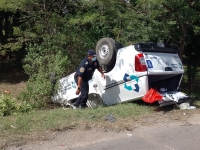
[19,73,54,108]
[21,34,71,108]
[0,94,32,116]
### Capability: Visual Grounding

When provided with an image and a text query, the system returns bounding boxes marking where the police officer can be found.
[73,49,105,108]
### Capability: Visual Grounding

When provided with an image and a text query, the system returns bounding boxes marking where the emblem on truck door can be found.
[123,73,140,92]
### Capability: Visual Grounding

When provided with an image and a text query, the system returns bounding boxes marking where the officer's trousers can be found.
[74,74,89,108]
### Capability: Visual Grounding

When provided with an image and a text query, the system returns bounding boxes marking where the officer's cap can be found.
[87,49,97,56]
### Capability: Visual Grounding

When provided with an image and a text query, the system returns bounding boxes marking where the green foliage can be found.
[19,73,54,108]
[0,94,32,116]
[0,0,23,11]
[184,27,200,94]
[0,94,15,116]
[1,0,200,109]
[21,33,71,108]
[0,0,29,74]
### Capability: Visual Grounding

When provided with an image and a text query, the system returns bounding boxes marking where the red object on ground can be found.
[142,88,163,103]
[3,90,10,94]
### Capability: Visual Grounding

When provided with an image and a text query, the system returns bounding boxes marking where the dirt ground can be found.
[0,72,28,98]
[2,107,200,150]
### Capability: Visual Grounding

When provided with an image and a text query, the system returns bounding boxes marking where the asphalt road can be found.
[74,124,200,150]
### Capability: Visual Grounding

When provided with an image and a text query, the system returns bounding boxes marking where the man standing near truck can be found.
[73,49,105,109]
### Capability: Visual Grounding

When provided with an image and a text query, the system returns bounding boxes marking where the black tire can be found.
[101,63,115,73]
[95,38,116,65]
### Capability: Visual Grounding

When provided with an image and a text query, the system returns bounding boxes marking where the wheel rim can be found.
[99,43,109,59]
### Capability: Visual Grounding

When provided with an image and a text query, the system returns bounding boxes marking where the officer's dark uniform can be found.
[74,57,100,108]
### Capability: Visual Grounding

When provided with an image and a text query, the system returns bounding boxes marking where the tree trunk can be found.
[187,62,192,95]
[0,16,3,42]
[5,14,14,37]
[179,25,187,61]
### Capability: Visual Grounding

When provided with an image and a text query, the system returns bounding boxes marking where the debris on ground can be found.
[105,114,116,122]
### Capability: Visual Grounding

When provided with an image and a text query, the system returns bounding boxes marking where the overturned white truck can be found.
[52,38,190,108]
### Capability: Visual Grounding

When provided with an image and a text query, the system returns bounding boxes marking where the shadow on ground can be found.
[0,72,29,84]
[132,100,182,113]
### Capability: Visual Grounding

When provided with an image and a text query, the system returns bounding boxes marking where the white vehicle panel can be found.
[101,75,149,105]
[52,72,100,105]
[144,52,184,74]
[95,45,147,88]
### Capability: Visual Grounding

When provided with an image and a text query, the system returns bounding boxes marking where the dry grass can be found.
[0,72,28,97]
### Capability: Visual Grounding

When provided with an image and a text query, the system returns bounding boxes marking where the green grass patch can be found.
[0,102,155,146]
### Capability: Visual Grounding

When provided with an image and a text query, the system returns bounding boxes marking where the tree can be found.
[135,0,200,60]
[184,26,200,94]
[0,0,27,72]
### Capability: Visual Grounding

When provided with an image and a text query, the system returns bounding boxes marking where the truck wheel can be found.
[96,38,116,65]
[102,63,115,73]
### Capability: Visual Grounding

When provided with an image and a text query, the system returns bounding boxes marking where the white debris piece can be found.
[161,91,189,102]
[179,102,196,110]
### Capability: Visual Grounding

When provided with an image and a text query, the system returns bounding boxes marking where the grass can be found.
[0,102,156,148]
[0,103,154,133]
[1,101,200,148]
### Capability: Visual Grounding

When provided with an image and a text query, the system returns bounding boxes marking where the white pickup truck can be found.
[52,38,190,108]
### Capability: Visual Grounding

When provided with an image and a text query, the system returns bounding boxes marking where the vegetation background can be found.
[0,0,200,114]
[0,0,200,148]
